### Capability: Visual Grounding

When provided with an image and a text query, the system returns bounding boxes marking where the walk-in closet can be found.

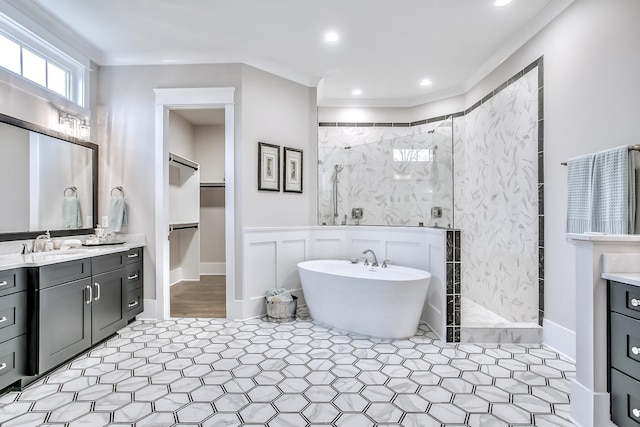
[168,109,226,317]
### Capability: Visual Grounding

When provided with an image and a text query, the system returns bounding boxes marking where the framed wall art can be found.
[283,147,303,193]
[258,142,280,191]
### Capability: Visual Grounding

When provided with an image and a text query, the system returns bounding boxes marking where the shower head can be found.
[331,164,344,182]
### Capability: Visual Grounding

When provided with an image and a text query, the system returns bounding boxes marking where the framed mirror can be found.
[0,113,98,241]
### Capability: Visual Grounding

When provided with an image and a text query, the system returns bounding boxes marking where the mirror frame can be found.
[0,112,98,242]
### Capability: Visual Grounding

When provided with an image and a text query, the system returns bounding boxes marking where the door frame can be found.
[154,87,239,320]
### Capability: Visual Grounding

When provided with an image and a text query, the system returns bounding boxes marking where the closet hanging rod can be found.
[169,223,199,232]
[560,144,640,166]
[169,153,199,171]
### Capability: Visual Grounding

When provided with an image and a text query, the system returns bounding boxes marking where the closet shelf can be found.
[169,152,199,171]
[200,181,225,188]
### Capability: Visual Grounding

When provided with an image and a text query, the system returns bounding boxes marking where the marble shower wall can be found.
[317,120,453,227]
[454,68,539,324]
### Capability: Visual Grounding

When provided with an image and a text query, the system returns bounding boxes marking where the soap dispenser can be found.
[95,224,105,239]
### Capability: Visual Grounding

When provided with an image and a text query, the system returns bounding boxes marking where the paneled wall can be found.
[243,226,448,339]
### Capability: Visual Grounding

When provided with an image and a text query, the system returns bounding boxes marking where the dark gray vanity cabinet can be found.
[608,280,640,427]
[125,248,143,319]
[37,274,91,373]
[0,268,27,390]
[34,251,130,375]
[91,253,127,343]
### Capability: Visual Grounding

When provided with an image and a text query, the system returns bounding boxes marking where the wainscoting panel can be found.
[386,240,427,270]
[279,239,307,291]
[243,226,448,340]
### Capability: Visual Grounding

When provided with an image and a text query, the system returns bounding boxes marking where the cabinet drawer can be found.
[0,335,26,391]
[125,247,142,264]
[0,292,27,343]
[126,263,142,292]
[611,369,640,427]
[92,252,126,275]
[125,287,143,319]
[611,281,640,320]
[37,259,91,290]
[0,269,26,297]
[611,312,640,378]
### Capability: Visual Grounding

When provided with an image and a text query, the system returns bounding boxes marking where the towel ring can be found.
[64,186,77,198]
[111,186,125,198]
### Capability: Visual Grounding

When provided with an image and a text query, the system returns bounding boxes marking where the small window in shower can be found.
[392,148,433,162]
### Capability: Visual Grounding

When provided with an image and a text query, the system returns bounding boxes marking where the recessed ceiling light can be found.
[494,0,512,6]
[324,31,339,43]
[420,79,433,87]
[352,89,362,96]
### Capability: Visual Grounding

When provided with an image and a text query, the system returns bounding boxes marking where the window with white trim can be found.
[0,13,87,109]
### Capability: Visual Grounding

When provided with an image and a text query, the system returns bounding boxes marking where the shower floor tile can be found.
[0,318,575,426]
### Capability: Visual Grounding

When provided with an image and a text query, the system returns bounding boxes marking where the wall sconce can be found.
[58,110,91,140]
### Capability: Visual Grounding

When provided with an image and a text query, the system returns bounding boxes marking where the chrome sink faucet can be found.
[362,249,379,267]
[32,230,52,252]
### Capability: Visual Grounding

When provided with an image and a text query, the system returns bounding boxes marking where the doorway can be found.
[168,108,226,317]
[154,87,238,321]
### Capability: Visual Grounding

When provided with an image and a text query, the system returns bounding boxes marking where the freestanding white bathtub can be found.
[297,260,431,339]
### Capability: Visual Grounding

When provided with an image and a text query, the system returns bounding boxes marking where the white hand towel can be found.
[108,197,128,232]
[566,153,594,234]
[62,196,82,229]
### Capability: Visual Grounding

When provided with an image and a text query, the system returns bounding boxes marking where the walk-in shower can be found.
[317,118,453,227]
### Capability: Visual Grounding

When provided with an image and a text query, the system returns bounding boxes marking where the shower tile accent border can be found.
[445,229,462,342]
[319,56,545,341]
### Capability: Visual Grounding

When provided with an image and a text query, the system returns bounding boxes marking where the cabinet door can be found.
[38,278,91,373]
[91,269,127,344]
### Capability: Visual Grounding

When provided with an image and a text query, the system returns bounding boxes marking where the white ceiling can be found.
[13,0,572,107]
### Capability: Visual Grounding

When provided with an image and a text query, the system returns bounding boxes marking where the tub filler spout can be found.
[362,249,379,267]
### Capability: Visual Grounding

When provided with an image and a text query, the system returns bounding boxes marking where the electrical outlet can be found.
[101,216,109,227]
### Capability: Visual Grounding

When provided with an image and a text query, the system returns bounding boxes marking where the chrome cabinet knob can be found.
[631,298,640,307]
[633,408,640,418]
[632,346,639,356]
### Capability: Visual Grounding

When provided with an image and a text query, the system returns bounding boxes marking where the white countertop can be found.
[602,272,640,287]
[0,241,144,270]
[567,233,640,242]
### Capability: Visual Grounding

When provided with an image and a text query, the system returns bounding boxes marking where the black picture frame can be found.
[283,147,303,193]
[258,142,280,191]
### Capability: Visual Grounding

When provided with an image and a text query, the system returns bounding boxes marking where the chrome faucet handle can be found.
[381,260,389,268]
[362,257,369,266]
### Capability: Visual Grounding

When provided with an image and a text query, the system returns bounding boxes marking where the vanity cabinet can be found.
[0,268,27,390]
[33,251,133,375]
[125,248,144,319]
[608,280,640,427]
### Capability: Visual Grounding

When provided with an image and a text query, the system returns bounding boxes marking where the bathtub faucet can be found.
[362,249,379,267]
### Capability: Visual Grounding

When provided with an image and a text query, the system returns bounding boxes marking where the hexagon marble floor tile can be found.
[0,319,575,427]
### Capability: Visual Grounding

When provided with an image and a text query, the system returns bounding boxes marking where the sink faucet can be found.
[362,249,379,267]
[32,231,52,252]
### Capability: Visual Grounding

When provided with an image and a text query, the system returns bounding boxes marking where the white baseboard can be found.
[542,318,576,361]
[200,262,226,275]
[170,267,182,286]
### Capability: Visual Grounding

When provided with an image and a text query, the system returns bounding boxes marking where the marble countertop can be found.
[0,241,144,270]
[602,272,640,287]
[601,253,640,287]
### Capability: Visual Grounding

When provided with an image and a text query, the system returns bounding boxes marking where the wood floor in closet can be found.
[170,276,226,318]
